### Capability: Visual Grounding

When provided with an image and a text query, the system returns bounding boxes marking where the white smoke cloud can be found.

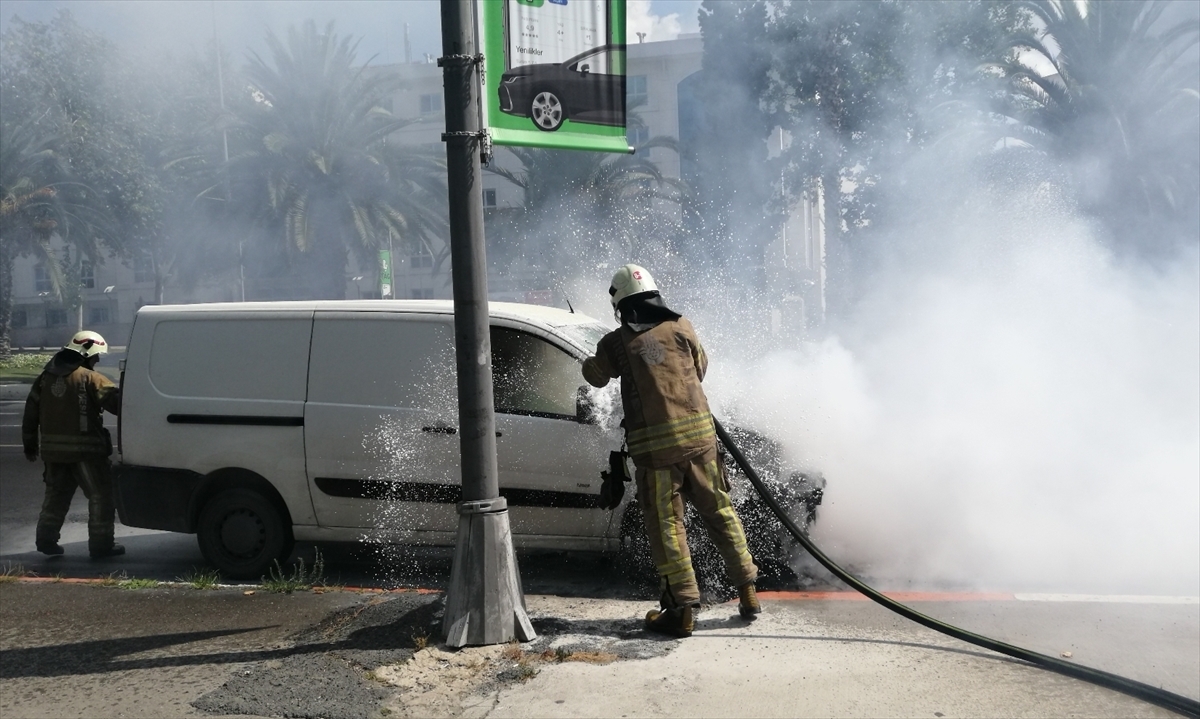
[703,167,1200,596]
[627,0,684,43]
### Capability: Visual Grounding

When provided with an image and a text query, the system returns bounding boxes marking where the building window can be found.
[81,261,95,289]
[46,309,67,327]
[410,247,433,269]
[483,189,497,208]
[420,93,443,115]
[34,265,52,294]
[628,75,648,108]
[88,306,110,324]
[411,288,433,299]
[134,253,153,283]
[628,123,650,148]
[12,309,27,328]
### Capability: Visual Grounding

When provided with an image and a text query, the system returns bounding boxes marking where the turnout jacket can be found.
[582,317,714,469]
[23,359,120,463]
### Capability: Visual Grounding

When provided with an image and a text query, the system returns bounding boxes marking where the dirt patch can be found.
[369,596,680,718]
[193,594,680,719]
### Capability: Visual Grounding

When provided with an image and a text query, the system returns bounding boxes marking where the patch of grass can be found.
[0,562,27,584]
[178,567,221,590]
[517,663,539,681]
[262,549,326,594]
[117,577,160,590]
[99,571,127,587]
[412,633,429,651]
[0,353,52,383]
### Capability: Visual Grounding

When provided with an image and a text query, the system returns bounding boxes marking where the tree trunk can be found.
[0,240,14,360]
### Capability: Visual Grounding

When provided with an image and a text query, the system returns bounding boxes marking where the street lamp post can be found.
[438,0,534,648]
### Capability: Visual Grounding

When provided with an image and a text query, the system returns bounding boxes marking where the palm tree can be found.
[225,20,448,299]
[485,135,687,274]
[987,0,1199,251]
[0,119,105,358]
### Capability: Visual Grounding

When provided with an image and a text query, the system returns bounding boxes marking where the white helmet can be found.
[65,330,108,359]
[609,264,659,308]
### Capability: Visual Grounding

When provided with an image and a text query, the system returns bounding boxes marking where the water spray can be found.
[713,419,1200,718]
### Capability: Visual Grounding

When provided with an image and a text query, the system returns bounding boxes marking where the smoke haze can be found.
[699,149,1200,595]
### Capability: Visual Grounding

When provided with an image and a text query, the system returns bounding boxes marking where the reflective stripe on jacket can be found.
[23,366,119,462]
[582,316,714,468]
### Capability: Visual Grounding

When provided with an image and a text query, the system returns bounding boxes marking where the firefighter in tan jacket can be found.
[583,265,759,637]
[22,330,124,558]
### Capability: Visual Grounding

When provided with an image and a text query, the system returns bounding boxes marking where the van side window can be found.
[149,319,311,400]
[491,328,579,418]
[308,315,454,408]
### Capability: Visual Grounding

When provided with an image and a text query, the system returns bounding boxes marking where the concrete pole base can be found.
[442,497,536,647]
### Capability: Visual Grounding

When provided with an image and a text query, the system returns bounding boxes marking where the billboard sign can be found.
[480,0,629,153]
[379,249,393,299]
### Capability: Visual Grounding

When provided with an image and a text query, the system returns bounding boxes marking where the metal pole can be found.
[438,0,534,648]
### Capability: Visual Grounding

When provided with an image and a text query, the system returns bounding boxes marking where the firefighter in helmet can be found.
[22,330,125,558]
[582,265,759,637]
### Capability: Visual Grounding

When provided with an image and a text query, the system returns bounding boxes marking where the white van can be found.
[114,300,625,578]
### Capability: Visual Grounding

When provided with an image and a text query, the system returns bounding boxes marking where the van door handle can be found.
[421,426,502,438]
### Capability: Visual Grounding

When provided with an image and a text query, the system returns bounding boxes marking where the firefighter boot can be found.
[90,543,125,559]
[738,582,761,620]
[37,542,64,556]
[645,604,695,638]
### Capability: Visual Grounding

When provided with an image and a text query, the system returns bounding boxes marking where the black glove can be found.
[597,450,631,510]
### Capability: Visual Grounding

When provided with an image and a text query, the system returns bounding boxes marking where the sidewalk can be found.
[1,580,1189,719]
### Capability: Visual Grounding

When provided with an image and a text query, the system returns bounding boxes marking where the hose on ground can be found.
[714,419,1200,719]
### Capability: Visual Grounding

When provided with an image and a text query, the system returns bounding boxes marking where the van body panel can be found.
[113,465,203,532]
[118,300,625,554]
[292,524,616,552]
[121,309,318,526]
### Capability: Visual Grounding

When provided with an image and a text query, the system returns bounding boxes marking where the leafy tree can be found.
[686,0,776,278]
[987,0,1200,256]
[0,12,153,268]
[760,0,1024,317]
[225,20,448,299]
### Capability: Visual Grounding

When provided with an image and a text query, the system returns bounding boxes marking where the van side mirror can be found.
[576,386,597,424]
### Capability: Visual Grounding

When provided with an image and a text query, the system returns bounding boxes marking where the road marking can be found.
[760,591,1200,604]
[1014,593,1200,605]
[759,591,1015,602]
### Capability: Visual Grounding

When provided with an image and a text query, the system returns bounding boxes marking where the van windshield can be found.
[554,321,611,353]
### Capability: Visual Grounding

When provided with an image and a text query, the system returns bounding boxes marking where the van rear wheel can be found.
[197,488,293,580]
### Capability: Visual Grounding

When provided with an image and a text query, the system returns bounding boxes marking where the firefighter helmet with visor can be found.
[64,330,109,359]
[609,264,659,308]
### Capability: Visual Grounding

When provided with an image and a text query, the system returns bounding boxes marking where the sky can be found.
[0,0,702,66]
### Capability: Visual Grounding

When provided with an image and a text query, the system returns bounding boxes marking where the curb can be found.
[3,575,443,594]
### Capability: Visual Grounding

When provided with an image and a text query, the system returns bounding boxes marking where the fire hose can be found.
[713,419,1200,719]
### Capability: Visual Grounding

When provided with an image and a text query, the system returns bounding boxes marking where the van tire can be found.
[197,488,294,580]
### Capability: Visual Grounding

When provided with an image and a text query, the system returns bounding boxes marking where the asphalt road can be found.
[0,396,661,596]
[3,393,1198,718]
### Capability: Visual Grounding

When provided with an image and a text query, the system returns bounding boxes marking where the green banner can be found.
[379,249,393,299]
[480,0,629,153]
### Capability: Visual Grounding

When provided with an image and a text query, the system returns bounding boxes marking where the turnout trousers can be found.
[635,446,758,606]
[36,460,116,555]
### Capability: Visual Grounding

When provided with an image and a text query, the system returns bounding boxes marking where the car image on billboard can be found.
[498,44,626,132]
